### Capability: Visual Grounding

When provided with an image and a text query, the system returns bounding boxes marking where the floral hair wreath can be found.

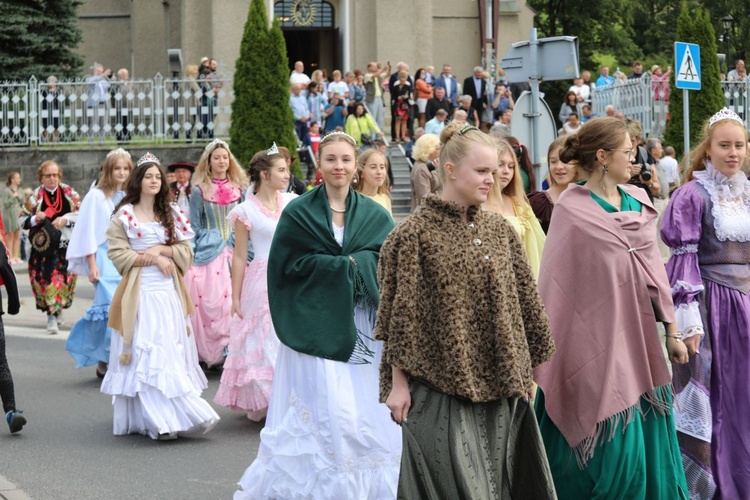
[709,107,744,128]
[136,152,160,167]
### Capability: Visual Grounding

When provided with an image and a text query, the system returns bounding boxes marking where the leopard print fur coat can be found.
[374,195,555,403]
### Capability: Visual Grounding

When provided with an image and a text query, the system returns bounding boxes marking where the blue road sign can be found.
[675,42,701,90]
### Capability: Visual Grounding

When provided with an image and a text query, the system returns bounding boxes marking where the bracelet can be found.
[665,333,683,341]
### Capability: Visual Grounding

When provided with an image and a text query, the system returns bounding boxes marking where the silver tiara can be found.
[321,131,357,143]
[709,107,744,128]
[267,142,280,156]
[136,152,160,167]
[204,138,229,153]
[106,147,131,159]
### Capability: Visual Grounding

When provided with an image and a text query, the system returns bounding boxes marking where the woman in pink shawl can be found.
[534,117,689,499]
[661,108,750,499]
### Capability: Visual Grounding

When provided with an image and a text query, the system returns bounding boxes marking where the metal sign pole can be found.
[683,89,690,168]
[528,28,542,189]
[675,42,700,169]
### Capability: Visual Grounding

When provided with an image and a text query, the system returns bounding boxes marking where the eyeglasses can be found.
[41,173,60,178]
[606,148,635,158]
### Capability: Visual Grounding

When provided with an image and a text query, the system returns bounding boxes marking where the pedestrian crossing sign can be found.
[675,42,701,90]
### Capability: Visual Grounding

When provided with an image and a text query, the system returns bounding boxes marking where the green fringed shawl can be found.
[267,185,395,364]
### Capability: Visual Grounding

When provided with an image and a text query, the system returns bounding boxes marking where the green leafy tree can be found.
[230,0,301,178]
[703,1,750,65]
[529,0,643,121]
[0,0,83,80]
[665,4,724,156]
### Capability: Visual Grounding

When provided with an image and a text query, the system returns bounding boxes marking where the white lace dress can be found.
[101,205,220,439]
[234,222,402,500]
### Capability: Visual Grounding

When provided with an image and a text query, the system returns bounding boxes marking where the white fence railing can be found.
[591,75,750,138]
[0,73,233,147]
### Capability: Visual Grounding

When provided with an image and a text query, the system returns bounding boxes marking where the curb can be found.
[11,263,27,276]
[0,475,31,500]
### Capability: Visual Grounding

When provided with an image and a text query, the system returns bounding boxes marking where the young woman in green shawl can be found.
[234,132,402,499]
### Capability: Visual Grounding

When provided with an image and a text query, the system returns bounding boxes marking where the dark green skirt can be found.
[535,390,688,500]
[397,378,557,500]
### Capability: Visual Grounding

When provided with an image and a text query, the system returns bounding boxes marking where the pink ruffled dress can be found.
[214,191,297,420]
[184,179,242,366]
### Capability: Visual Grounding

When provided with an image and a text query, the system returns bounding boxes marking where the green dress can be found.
[519,168,531,194]
[2,186,22,233]
[588,186,643,213]
[534,188,689,500]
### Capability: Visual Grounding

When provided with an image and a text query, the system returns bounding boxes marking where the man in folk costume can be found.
[21,161,81,334]
[168,162,195,214]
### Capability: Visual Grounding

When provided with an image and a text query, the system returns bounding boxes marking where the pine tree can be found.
[0,0,83,80]
[230,0,301,178]
[665,3,725,156]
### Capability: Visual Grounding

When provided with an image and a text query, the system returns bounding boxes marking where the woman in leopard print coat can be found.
[374,122,557,499]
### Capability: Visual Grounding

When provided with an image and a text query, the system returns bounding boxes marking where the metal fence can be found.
[591,75,750,138]
[0,73,233,147]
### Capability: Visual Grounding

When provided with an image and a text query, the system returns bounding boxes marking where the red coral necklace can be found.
[42,188,63,215]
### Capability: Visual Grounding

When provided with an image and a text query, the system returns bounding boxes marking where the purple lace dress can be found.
[660,162,750,500]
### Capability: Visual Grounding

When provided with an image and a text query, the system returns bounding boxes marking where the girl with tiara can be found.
[214,143,297,421]
[66,148,131,378]
[185,139,248,368]
[101,152,219,440]
[661,108,750,499]
[235,132,401,499]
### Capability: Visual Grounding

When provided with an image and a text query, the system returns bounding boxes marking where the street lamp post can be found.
[723,13,734,74]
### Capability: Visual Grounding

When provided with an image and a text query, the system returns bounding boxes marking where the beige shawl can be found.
[106,216,194,365]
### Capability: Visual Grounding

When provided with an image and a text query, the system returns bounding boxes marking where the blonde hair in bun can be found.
[438,122,497,182]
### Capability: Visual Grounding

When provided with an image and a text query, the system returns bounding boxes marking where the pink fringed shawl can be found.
[534,184,674,467]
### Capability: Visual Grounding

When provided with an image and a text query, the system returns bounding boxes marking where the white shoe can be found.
[47,315,58,334]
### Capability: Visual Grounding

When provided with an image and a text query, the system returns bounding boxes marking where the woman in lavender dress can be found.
[660,108,750,499]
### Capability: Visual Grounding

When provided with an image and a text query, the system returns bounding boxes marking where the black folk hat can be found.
[167,162,196,173]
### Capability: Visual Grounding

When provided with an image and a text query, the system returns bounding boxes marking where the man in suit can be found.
[168,162,195,214]
[462,66,487,129]
[435,64,458,111]
[425,86,452,122]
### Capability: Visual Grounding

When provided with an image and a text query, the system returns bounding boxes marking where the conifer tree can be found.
[690,10,726,133]
[664,2,693,155]
[665,3,725,157]
[230,0,301,178]
[0,0,83,80]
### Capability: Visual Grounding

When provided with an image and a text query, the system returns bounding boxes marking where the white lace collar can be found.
[693,161,750,241]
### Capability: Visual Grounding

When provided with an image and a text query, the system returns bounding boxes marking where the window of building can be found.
[274,0,334,29]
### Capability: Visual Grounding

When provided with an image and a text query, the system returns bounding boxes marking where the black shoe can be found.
[6,410,27,433]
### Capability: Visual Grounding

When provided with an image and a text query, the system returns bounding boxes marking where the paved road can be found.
[1,273,262,500]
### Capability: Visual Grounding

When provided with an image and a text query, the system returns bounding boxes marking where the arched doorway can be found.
[274,0,338,74]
